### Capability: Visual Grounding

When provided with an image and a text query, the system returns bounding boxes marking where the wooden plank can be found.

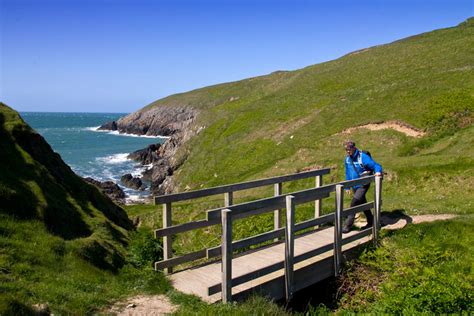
[208,261,285,295]
[162,202,172,274]
[340,176,374,189]
[284,195,295,301]
[221,209,232,303]
[294,213,334,232]
[155,218,219,237]
[342,228,372,245]
[154,249,207,270]
[207,185,333,221]
[206,228,285,259]
[334,185,343,276]
[293,243,334,264]
[341,201,374,218]
[155,168,331,204]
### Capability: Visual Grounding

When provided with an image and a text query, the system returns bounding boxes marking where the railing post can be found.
[373,175,383,245]
[163,202,172,274]
[221,209,232,303]
[315,175,323,228]
[274,183,282,234]
[224,192,233,207]
[284,195,295,301]
[334,184,343,276]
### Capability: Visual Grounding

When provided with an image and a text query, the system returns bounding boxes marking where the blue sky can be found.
[1,0,472,113]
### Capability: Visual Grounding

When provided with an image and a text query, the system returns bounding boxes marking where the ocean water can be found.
[21,112,166,202]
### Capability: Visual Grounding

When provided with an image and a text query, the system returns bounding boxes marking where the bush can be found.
[128,228,163,268]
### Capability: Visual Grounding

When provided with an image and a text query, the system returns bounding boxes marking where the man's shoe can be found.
[342,225,351,234]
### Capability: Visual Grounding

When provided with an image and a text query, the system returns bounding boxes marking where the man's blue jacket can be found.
[345,149,383,190]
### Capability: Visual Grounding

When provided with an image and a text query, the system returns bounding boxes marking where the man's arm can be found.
[362,153,382,175]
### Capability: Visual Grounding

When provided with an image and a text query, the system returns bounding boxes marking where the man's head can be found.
[344,140,356,156]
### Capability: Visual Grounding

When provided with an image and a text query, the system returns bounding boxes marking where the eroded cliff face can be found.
[99,105,199,194]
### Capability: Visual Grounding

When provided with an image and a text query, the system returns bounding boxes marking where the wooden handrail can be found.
[154,168,330,204]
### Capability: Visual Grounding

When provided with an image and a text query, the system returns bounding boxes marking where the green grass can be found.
[0,103,169,314]
[337,217,474,314]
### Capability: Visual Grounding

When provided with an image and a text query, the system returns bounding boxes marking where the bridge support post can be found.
[221,209,232,303]
[162,202,172,274]
[315,175,322,228]
[373,175,383,245]
[334,185,343,276]
[274,183,282,239]
[284,195,295,301]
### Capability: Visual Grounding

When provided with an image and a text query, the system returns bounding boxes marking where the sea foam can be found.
[96,153,130,164]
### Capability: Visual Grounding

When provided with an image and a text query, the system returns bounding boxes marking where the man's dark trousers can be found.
[345,184,373,227]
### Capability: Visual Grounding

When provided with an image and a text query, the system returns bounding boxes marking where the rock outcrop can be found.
[120,174,145,191]
[128,143,161,165]
[98,105,197,137]
[83,177,126,204]
[99,105,199,195]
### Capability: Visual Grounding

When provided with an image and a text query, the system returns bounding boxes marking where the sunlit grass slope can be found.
[139,18,473,215]
[0,103,166,314]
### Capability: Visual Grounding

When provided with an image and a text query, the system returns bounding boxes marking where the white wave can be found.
[96,153,130,165]
[84,126,101,131]
[88,127,169,139]
[108,130,169,139]
[125,194,148,204]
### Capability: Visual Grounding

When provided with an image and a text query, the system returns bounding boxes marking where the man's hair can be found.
[344,140,356,149]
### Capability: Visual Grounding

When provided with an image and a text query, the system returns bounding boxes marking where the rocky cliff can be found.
[99,105,199,194]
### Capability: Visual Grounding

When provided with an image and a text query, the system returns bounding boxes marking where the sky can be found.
[1,0,472,113]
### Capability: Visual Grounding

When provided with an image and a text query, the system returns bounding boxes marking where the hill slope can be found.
[106,19,473,214]
[0,103,149,313]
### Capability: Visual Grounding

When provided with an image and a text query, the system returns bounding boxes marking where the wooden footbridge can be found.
[154,169,383,303]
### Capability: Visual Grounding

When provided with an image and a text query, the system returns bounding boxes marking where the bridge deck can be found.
[169,226,371,303]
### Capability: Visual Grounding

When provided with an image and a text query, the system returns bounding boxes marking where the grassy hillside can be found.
[0,103,166,314]
[138,18,473,216]
[123,19,474,313]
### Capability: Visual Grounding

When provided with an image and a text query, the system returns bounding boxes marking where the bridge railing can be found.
[154,168,331,273]
[212,175,382,303]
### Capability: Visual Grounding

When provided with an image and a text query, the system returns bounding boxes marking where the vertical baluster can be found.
[221,209,232,303]
[162,202,172,274]
[284,195,295,301]
[315,175,323,228]
[334,184,343,276]
[224,192,233,207]
[374,175,383,245]
[274,183,282,238]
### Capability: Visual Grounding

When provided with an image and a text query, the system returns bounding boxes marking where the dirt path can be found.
[339,121,425,138]
[354,213,457,230]
[107,294,177,316]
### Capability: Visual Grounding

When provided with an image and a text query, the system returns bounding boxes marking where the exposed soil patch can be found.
[339,121,426,138]
[107,295,177,315]
[353,212,457,230]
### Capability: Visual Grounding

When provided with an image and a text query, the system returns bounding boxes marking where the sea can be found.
[20,112,166,202]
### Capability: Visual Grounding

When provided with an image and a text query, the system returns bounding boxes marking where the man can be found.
[343,140,382,233]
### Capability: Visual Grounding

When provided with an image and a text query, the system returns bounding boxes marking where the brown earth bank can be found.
[339,120,426,138]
